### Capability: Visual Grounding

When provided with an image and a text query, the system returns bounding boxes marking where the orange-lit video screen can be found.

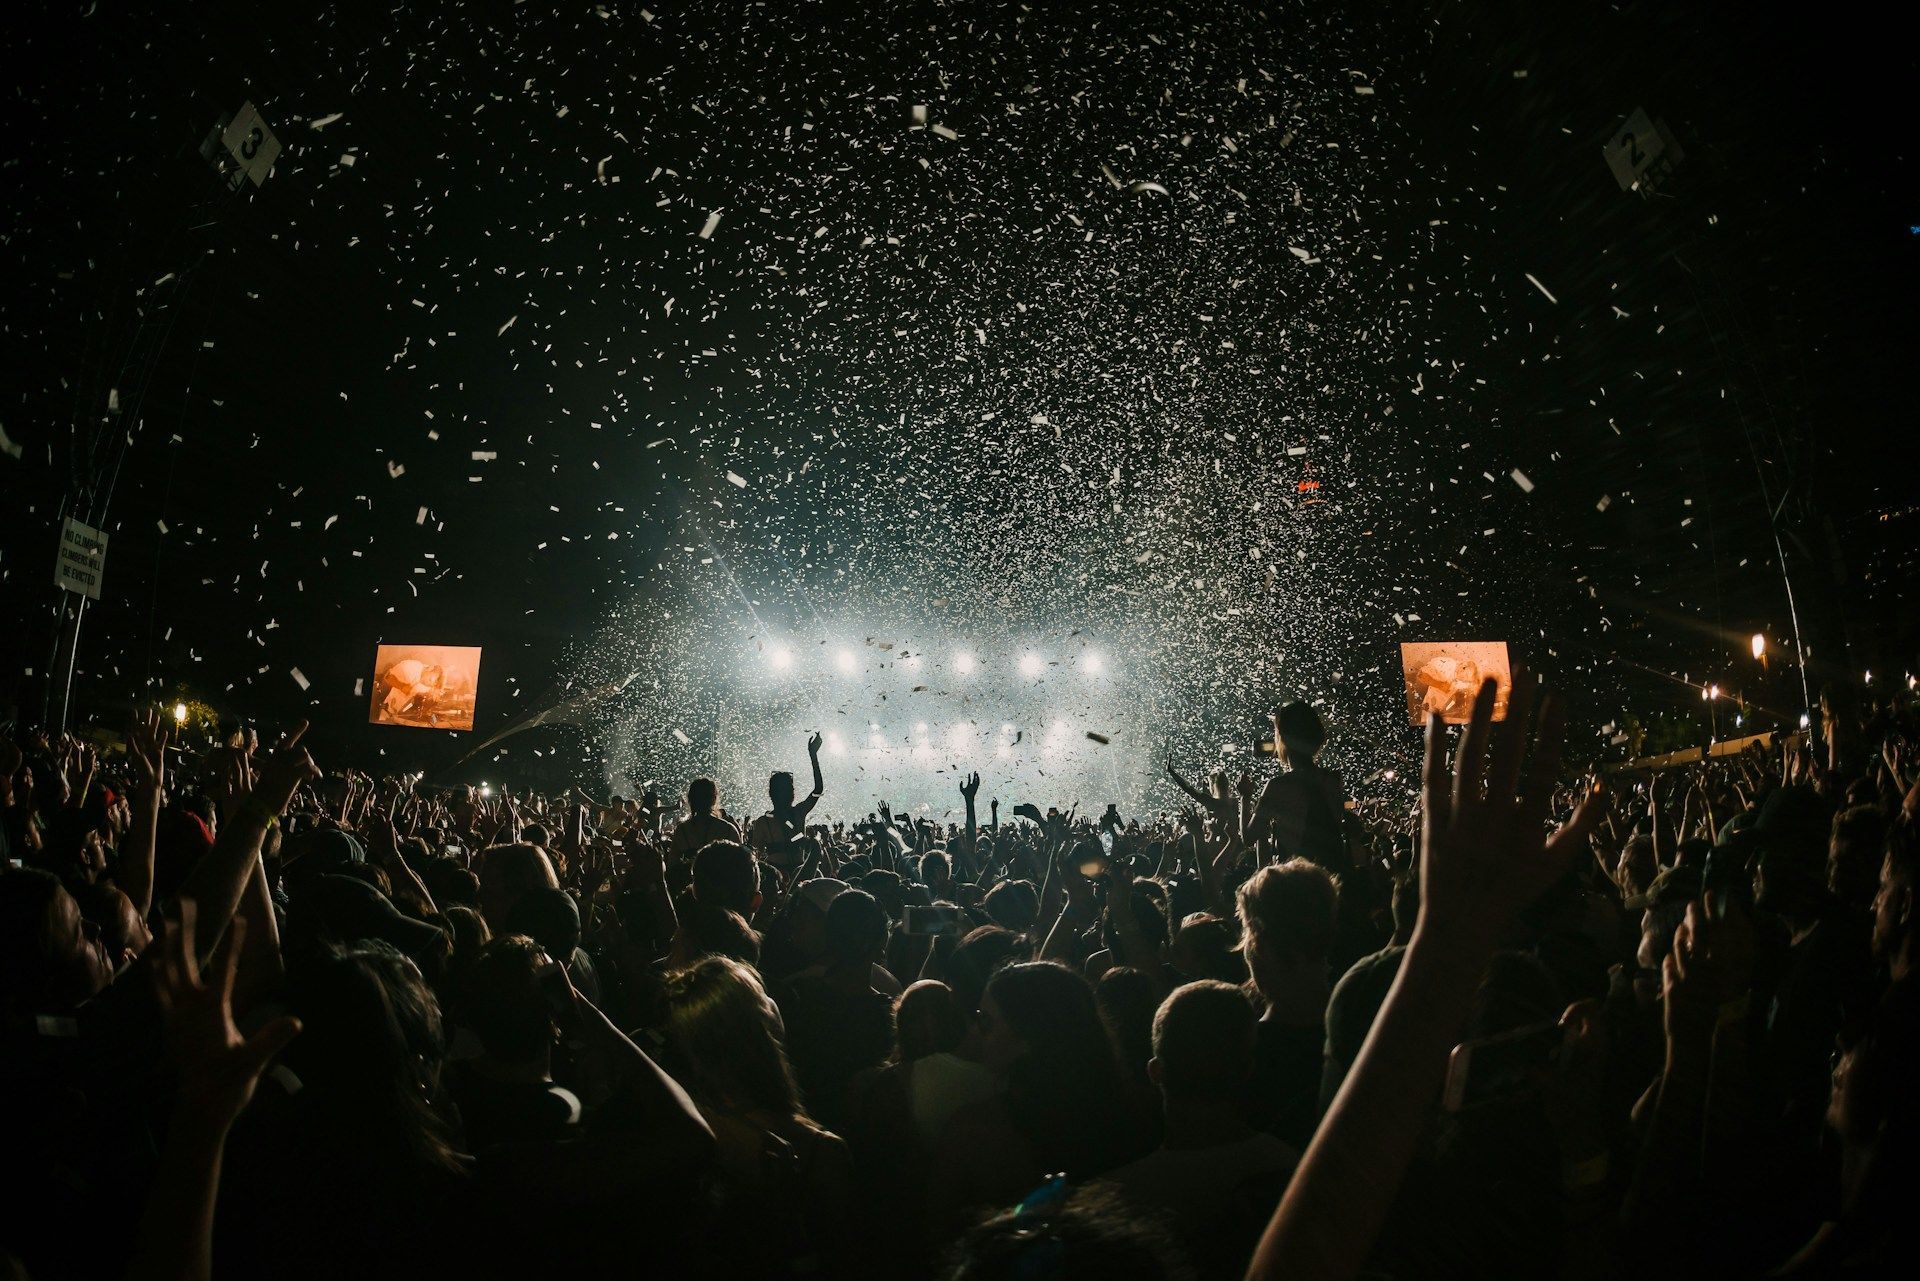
[1400,641,1512,725]
[369,644,482,731]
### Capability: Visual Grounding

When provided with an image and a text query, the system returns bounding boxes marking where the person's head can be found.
[418,858,480,909]
[0,868,112,1013]
[661,955,803,1120]
[687,777,719,816]
[1827,981,1920,1218]
[69,881,152,974]
[1616,834,1658,901]
[769,769,796,810]
[920,851,953,887]
[859,867,907,921]
[279,941,462,1173]
[1635,866,1703,971]
[691,840,760,916]
[1149,980,1259,1107]
[1100,884,1168,962]
[1095,965,1160,1085]
[517,823,550,849]
[895,980,969,1063]
[825,887,889,970]
[1754,844,1825,931]
[477,843,559,929]
[501,886,581,960]
[1276,701,1327,766]
[461,935,554,1066]
[1873,828,1918,976]
[980,962,1111,1075]
[982,879,1039,933]
[1236,859,1338,996]
[1169,913,1241,984]
[1831,805,1890,910]
[679,902,763,968]
[946,925,1021,1015]
[440,904,491,968]
[944,1183,1194,1281]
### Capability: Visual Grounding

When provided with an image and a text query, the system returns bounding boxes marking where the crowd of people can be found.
[3,676,1916,1279]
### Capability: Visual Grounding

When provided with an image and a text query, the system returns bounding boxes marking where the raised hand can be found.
[1416,674,1600,951]
[128,707,171,790]
[807,731,824,758]
[960,771,981,802]
[154,898,302,1130]
[250,722,322,818]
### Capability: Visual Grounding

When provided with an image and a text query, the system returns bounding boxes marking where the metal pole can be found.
[54,594,88,737]
[1768,520,1814,717]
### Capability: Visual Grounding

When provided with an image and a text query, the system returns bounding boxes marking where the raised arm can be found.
[1166,753,1213,808]
[178,724,320,960]
[959,771,981,876]
[1246,677,1598,1281]
[129,901,302,1281]
[122,708,170,919]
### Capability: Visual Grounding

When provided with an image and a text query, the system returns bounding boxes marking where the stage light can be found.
[769,645,793,671]
[1708,684,1720,700]
[1750,633,1765,660]
[1082,651,1105,674]
[173,702,187,724]
[835,648,856,674]
[825,731,846,756]
[954,651,975,675]
[1799,712,1811,728]
[1019,653,1044,678]
[480,783,493,798]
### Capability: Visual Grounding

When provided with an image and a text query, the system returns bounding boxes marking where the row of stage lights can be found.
[807,717,1092,758]
[761,645,1108,678]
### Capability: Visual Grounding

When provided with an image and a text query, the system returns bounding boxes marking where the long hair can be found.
[278,941,465,1179]
[986,961,1132,1178]
[661,956,806,1122]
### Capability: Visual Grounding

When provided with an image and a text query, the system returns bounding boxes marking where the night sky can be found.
[4,0,1916,806]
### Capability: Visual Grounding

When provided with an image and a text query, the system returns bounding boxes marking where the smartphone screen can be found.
[904,905,960,936]
[1443,1020,1564,1111]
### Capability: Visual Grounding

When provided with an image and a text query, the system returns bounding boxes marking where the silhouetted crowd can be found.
[3,679,1916,1279]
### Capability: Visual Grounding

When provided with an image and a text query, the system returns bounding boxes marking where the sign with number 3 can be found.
[220,101,281,188]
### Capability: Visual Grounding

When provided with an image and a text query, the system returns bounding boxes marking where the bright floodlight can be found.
[1750,633,1766,660]
[173,702,188,724]
[835,648,857,673]
[769,645,793,671]
[825,731,846,756]
[954,651,975,675]
[1082,651,1105,674]
[1019,653,1044,677]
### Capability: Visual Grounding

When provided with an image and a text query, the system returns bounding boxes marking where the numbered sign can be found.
[220,101,281,188]
[1603,107,1683,193]
[54,517,109,600]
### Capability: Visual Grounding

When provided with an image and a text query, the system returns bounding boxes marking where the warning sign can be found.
[54,517,108,600]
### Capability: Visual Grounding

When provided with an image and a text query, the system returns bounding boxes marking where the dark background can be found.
[3,0,1915,789]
